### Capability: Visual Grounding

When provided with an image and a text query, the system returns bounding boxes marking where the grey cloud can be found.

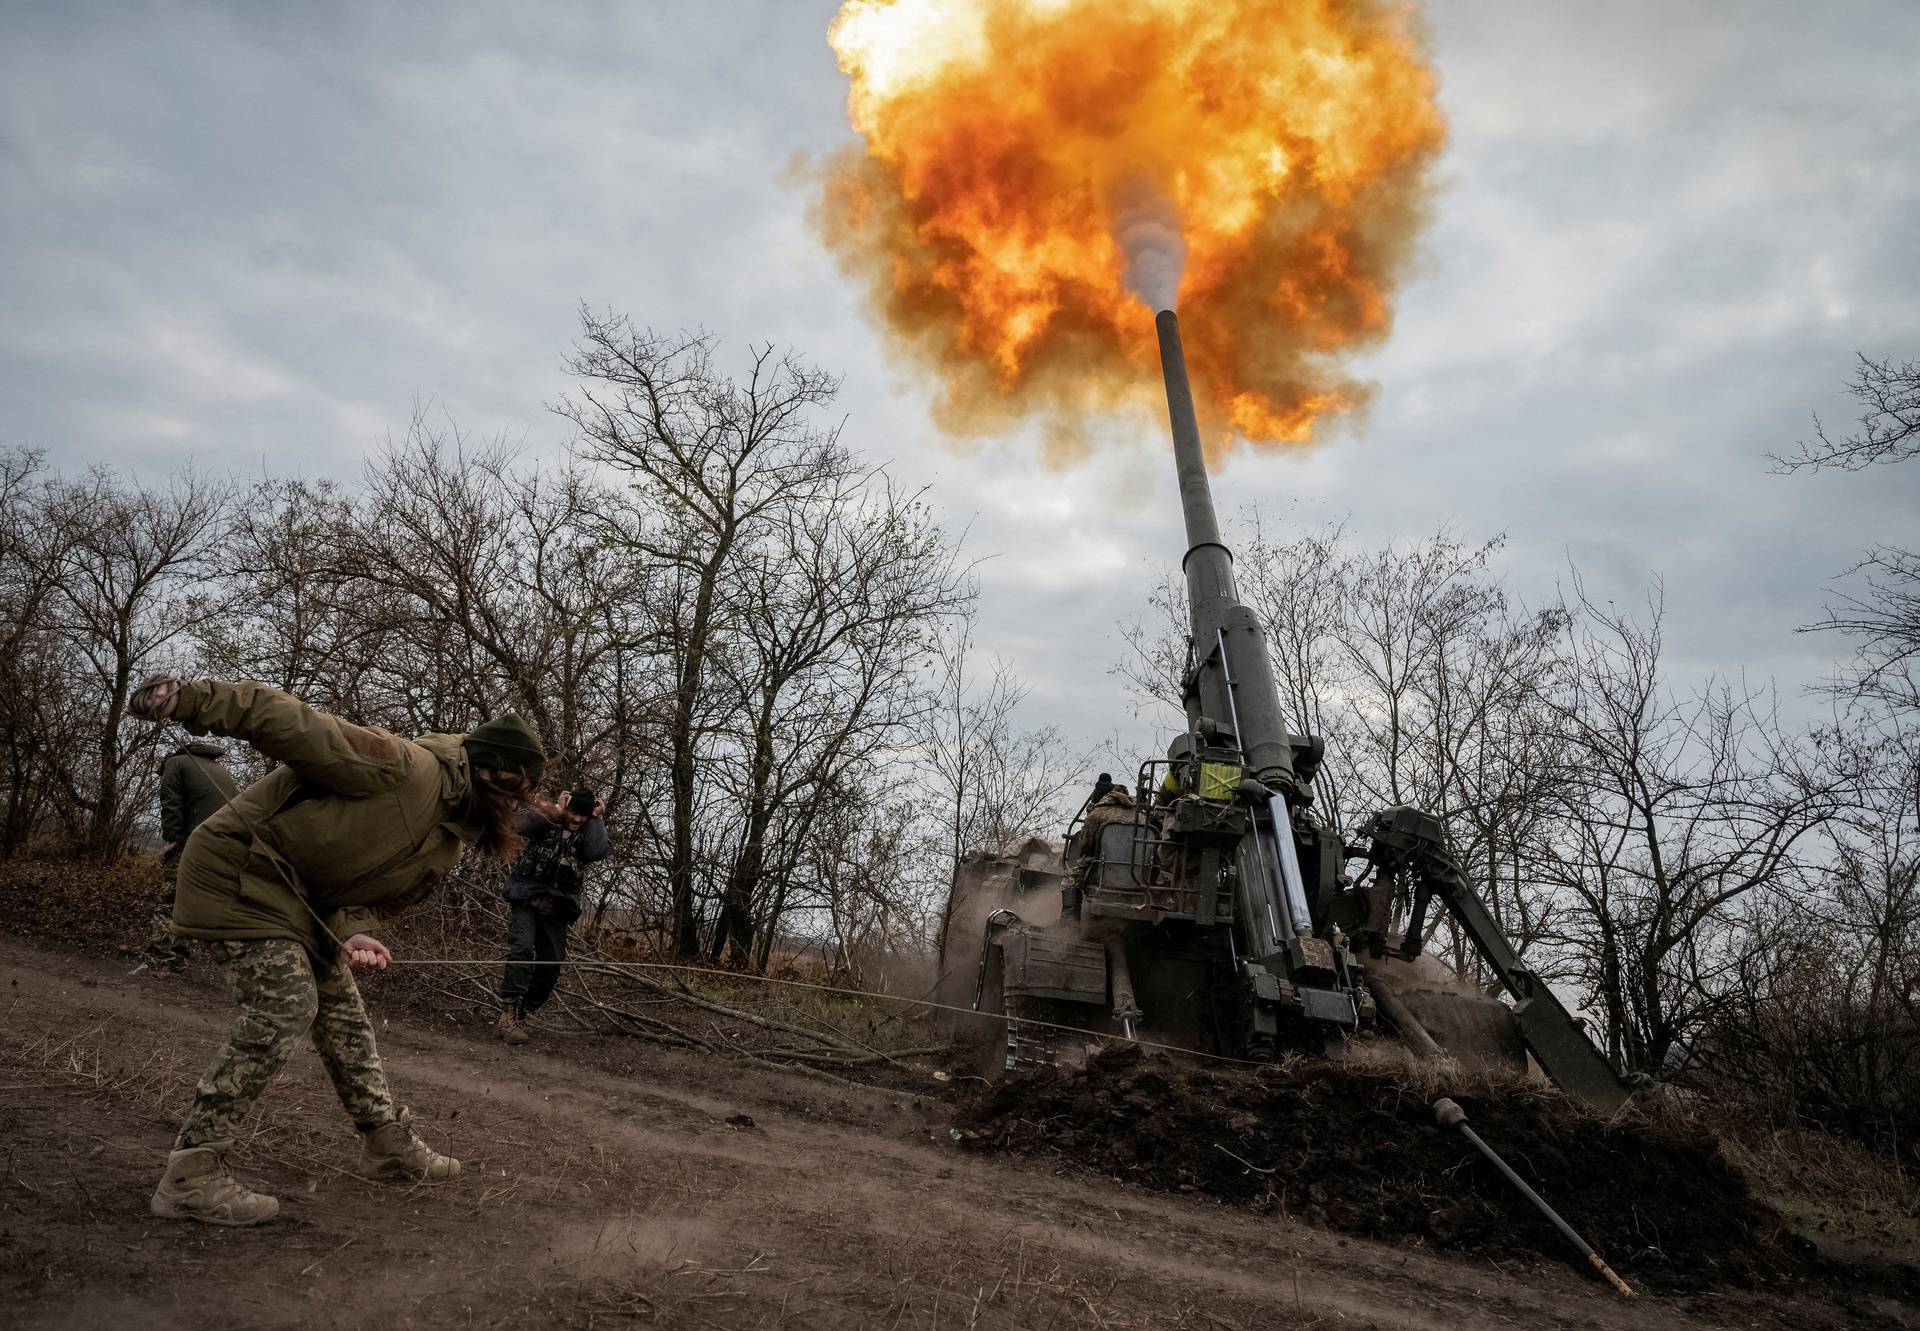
[2,0,1916,772]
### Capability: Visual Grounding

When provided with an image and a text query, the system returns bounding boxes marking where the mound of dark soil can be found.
[954,1045,1816,1292]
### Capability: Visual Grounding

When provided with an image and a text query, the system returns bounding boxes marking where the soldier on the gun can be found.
[125,675,545,1227]
[1156,763,1187,881]
[1063,777,1136,920]
[134,738,238,975]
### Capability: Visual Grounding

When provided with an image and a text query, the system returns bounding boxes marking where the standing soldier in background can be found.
[125,675,546,1227]
[497,788,611,1044]
[133,739,238,975]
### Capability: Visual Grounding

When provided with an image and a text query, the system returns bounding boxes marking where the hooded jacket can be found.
[168,680,487,960]
[158,741,238,847]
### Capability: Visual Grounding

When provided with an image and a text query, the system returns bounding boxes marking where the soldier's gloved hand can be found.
[128,675,184,722]
[343,934,392,969]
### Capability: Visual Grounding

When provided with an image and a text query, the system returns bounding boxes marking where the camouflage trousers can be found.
[176,939,396,1148]
[140,857,192,971]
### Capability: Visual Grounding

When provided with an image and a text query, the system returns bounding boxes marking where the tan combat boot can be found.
[496,1005,529,1045]
[358,1108,462,1183]
[149,1141,280,1226]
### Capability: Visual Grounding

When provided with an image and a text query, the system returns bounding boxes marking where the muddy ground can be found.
[2,931,1915,1330]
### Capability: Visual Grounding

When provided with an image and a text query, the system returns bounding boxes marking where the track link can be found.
[1002,992,1065,1072]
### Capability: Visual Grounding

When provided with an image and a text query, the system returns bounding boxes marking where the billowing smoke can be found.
[1113,185,1187,314]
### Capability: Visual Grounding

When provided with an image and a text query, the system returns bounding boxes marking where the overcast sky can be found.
[4,1,1917,766]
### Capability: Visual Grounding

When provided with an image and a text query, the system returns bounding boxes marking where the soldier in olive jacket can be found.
[136,740,238,973]
[126,676,546,1227]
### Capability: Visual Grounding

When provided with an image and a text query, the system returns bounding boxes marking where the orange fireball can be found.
[815,0,1446,466]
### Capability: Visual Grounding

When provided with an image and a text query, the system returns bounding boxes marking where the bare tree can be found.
[559,311,862,958]
[1236,520,1359,826]
[1537,578,1851,1073]
[201,477,368,703]
[1,328,990,982]
[1777,352,1920,819]
[919,613,1082,957]
[1772,353,1920,472]
[1697,727,1917,1165]
[705,475,972,966]
[41,466,233,856]
[0,450,95,853]
[1118,521,1574,977]
[1807,547,1920,722]
[921,615,1080,865]
[788,788,923,982]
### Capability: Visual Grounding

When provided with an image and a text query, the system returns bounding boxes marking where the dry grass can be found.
[1332,1037,1558,1104]
[1712,1115,1920,1255]
[1596,1079,1920,1222]
[0,853,156,955]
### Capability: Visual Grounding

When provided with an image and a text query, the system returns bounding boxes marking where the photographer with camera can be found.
[496,788,610,1044]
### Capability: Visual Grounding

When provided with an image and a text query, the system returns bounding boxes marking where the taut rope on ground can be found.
[294,893,1265,1067]
[377,953,1266,1068]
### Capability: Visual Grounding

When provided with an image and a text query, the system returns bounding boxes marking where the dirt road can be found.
[0,934,1908,1330]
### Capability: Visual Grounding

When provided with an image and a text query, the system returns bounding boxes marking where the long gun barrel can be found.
[1153,310,1298,796]
[1142,309,1634,1110]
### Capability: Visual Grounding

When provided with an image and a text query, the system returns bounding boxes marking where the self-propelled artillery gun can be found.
[937,310,1634,1112]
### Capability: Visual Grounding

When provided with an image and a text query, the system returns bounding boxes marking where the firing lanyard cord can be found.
[297,895,1268,1069]
[385,954,1269,1069]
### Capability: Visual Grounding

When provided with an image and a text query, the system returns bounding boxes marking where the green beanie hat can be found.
[463,711,547,780]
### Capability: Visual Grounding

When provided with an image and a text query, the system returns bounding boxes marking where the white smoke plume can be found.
[1113,184,1187,313]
